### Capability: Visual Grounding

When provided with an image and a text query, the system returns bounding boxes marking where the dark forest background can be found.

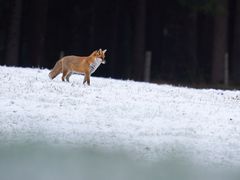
[0,0,240,87]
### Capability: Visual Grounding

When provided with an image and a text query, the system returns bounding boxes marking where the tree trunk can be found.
[89,0,96,49]
[211,0,228,84]
[187,11,198,82]
[132,0,146,81]
[109,0,120,77]
[231,0,240,84]
[197,14,214,82]
[29,0,48,67]
[5,0,22,66]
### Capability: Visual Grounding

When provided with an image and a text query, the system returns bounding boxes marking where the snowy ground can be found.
[0,66,240,168]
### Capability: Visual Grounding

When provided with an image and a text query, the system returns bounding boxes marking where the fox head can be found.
[93,49,107,64]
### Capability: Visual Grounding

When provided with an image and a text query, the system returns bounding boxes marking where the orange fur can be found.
[49,49,106,85]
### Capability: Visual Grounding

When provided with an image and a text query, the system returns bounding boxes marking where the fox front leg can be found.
[87,75,90,86]
[83,71,90,85]
[83,72,90,85]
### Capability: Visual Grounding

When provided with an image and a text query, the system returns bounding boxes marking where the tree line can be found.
[0,0,240,86]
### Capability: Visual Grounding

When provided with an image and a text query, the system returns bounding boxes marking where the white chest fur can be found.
[90,58,102,74]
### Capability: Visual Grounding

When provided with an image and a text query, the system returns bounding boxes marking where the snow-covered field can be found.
[0,66,240,169]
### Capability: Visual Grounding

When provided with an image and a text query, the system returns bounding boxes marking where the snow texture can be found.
[0,66,240,166]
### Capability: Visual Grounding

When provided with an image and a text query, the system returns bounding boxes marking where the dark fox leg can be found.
[62,70,68,81]
[66,72,72,82]
[83,71,90,85]
[86,72,90,85]
[83,76,87,84]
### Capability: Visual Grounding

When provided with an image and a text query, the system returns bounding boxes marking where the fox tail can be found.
[49,60,62,79]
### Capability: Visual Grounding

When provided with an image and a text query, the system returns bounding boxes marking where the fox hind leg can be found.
[62,70,68,82]
[66,72,72,82]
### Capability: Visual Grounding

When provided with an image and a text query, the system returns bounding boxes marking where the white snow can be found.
[0,66,240,167]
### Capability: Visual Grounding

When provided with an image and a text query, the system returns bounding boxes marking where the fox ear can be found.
[99,48,102,52]
[103,49,107,54]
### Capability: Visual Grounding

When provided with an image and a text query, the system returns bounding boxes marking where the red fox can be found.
[49,49,106,85]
